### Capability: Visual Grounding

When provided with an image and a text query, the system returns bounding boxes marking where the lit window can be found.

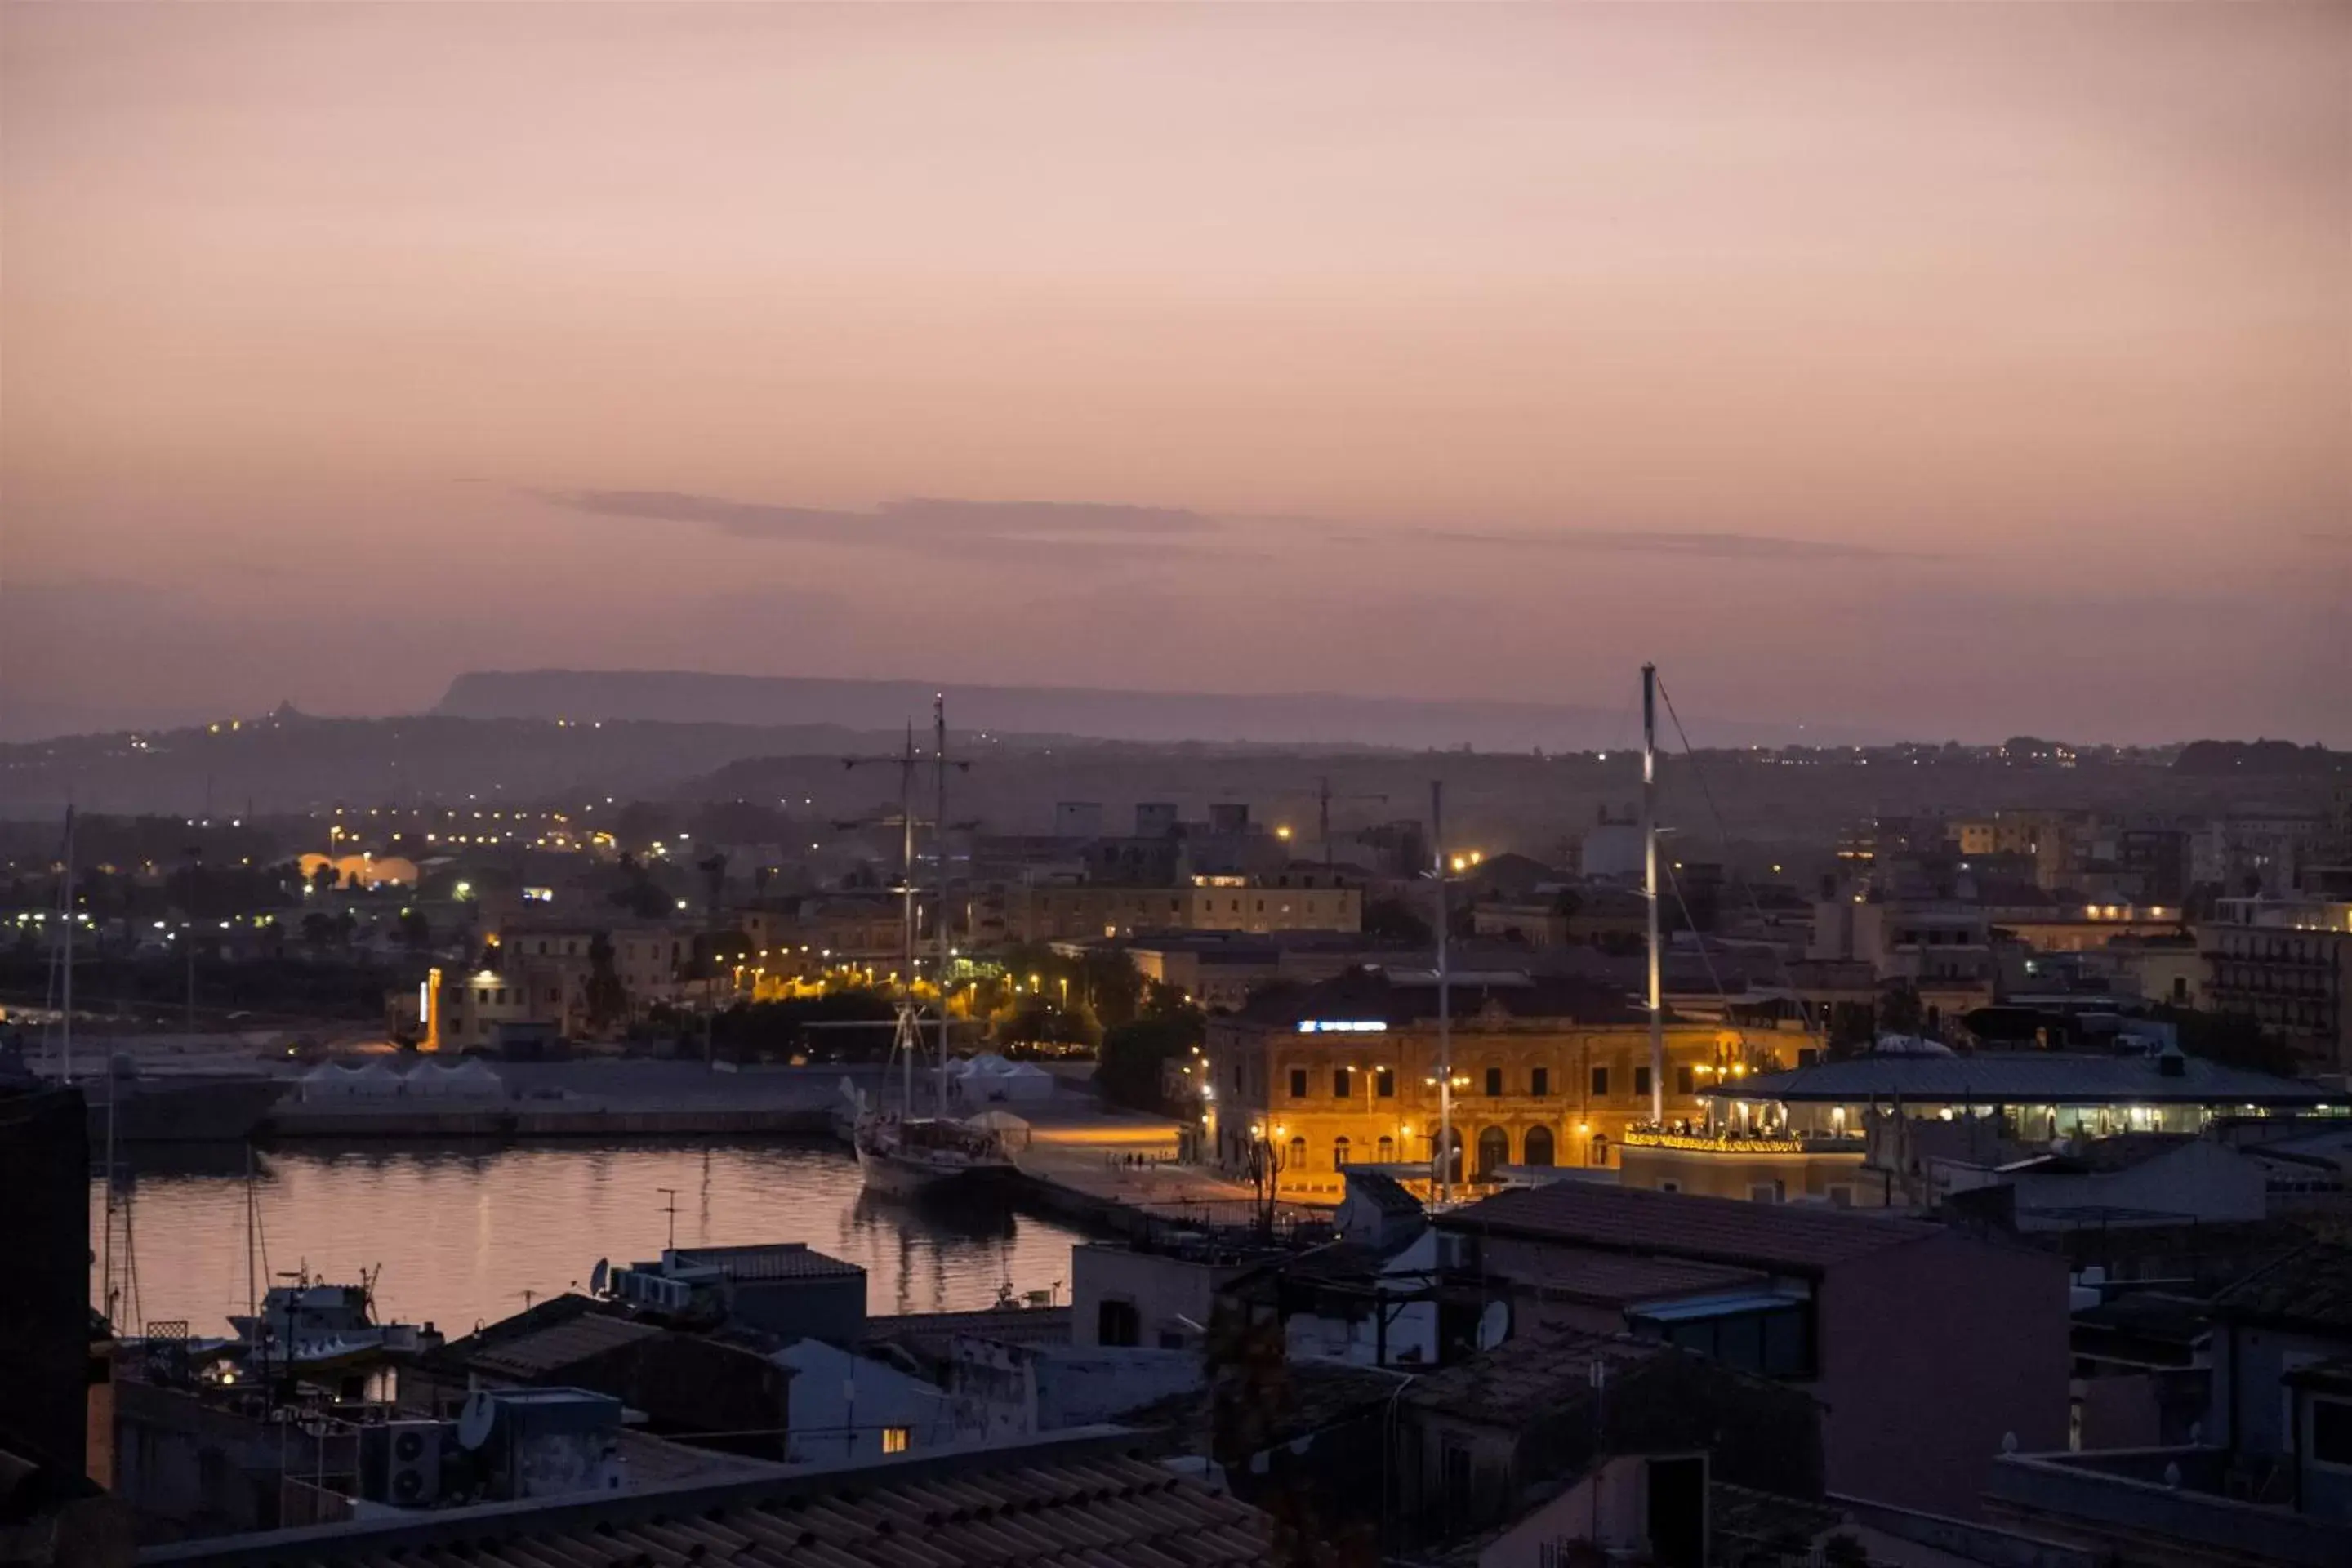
[881,1427,911,1455]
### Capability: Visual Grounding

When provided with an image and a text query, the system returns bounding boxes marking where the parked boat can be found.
[850,698,1010,1196]
[227,1267,443,1375]
[854,1112,1012,1196]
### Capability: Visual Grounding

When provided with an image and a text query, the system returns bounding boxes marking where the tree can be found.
[1079,948,1143,1030]
[1095,1009,1204,1113]
[1361,897,1432,946]
[608,868,671,920]
[396,910,432,950]
[300,911,336,948]
[1876,981,1924,1038]
[585,932,628,1033]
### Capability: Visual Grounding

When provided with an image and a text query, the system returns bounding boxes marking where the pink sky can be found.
[3,4,2346,742]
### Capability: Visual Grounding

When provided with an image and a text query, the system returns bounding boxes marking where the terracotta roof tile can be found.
[469,1312,662,1380]
[143,1441,1268,1568]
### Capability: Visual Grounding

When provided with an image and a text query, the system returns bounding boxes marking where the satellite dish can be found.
[1477,1298,1511,1352]
[457,1390,497,1451]
[589,1258,608,1295]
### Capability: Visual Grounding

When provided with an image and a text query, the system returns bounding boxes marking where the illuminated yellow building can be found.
[1202,968,1806,1200]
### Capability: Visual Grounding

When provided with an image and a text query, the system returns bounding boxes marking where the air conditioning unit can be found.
[368,1419,448,1507]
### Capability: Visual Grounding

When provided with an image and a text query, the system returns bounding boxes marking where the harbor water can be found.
[89,1139,1096,1338]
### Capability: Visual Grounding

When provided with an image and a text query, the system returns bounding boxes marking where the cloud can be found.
[1429,528,1921,562]
[537,490,1220,552]
[537,487,1922,566]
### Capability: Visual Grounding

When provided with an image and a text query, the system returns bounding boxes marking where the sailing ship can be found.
[851,698,1012,1196]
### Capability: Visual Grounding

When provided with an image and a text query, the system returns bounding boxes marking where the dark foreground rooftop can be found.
[140,1431,1267,1568]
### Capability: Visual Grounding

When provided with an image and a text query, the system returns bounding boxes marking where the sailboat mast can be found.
[933,695,952,1116]
[1432,781,1451,1203]
[100,1088,115,1327]
[900,724,918,1116]
[59,806,75,1085]
[1642,663,1664,1126]
[245,1143,261,1383]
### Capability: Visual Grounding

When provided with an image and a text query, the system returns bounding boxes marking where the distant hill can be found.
[435,669,1882,752]
[0,711,906,818]
[2172,739,2347,777]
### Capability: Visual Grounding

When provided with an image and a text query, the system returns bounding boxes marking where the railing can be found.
[1621,1127,1864,1155]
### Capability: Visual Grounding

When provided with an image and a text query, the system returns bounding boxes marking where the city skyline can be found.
[3,4,2347,744]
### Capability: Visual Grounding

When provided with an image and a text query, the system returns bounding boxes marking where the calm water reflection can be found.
[91,1140,1094,1335]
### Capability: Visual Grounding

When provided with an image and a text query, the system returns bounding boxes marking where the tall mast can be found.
[933,695,952,1116]
[899,724,918,1116]
[1642,663,1664,1126]
[1432,781,1451,1203]
[60,805,76,1085]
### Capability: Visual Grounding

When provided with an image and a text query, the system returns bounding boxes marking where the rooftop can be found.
[1439,1183,1943,1275]
[1236,966,1649,1029]
[1483,1246,1770,1308]
[2005,1133,2200,1175]
[1404,1329,1672,1427]
[468,1311,662,1381]
[1123,1358,1408,1454]
[1716,1053,2329,1108]
[863,1307,1073,1349]
[1339,1167,1424,1221]
[670,1242,866,1282]
[139,1432,1269,1568]
[2210,1245,2352,1334]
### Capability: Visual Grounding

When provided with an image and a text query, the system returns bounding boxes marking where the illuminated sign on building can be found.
[1295,1020,1389,1034]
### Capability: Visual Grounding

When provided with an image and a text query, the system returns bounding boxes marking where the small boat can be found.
[228,1267,442,1374]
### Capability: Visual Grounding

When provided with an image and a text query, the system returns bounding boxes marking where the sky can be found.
[3,4,2347,745]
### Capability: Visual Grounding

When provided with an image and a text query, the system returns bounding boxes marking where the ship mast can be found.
[897,724,919,1116]
[59,806,76,1085]
[1643,663,1664,1126]
[1432,781,1452,1203]
[933,696,955,1116]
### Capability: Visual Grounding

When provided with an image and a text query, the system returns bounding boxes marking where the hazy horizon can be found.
[5,5,2347,746]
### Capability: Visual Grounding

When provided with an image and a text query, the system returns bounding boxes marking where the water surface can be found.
[91,1139,1093,1336]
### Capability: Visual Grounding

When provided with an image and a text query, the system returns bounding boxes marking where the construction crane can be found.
[1315,776,1389,867]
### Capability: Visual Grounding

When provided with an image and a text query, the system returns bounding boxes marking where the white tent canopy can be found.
[404,1058,504,1098]
[298,1062,371,1101]
[947,1053,1054,1103]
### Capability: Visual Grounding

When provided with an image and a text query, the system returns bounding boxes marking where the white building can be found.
[770,1338,955,1465]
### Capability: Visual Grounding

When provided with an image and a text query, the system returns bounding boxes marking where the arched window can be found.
[1589,1132,1610,1167]
[1333,1136,1352,1167]
[1476,1126,1511,1179]
[1098,1298,1140,1348]
[1376,1134,1395,1162]
[1288,1136,1307,1171]
[1523,1125,1555,1167]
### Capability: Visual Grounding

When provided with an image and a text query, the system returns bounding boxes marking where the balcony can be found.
[1620,1128,1864,1156]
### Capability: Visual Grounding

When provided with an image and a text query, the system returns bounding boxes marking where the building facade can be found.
[2200,920,2352,1072]
[1007,873,1361,943]
[1204,969,1797,1195]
